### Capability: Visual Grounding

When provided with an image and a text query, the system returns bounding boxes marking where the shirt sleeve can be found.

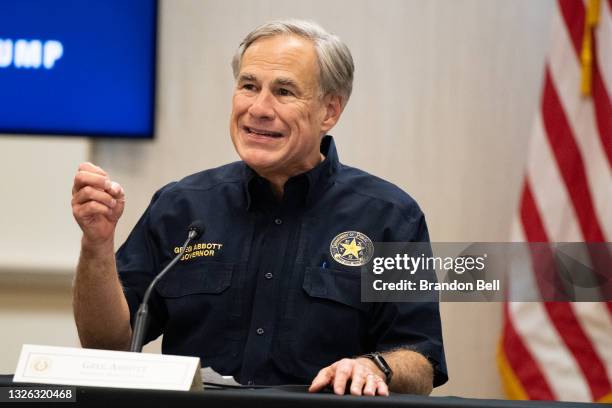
[116,188,170,345]
[368,207,449,387]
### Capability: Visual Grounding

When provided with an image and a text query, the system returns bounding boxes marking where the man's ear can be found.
[320,94,343,133]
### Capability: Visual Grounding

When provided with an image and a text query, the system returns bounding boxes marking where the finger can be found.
[376,378,389,397]
[349,367,366,396]
[73,171,109,194]
[107,181,125,199]
[109,190,125,222]
[73,186,118,209]
[363,374,377,396]
[332,359,353,395]
[78,162,108,177]
[75,201,113,219]
[309,367,333,393]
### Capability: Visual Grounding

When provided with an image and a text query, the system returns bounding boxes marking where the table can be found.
[0,375,604,407]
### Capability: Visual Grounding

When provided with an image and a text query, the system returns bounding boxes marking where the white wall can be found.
[0,138,88,271]
[0,0,556,399]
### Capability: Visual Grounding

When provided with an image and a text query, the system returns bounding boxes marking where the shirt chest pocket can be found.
[275,266,369,369]
[155,261,242,357]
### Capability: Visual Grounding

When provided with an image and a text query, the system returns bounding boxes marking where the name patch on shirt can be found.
[330,231,374,267]
[174,242,223,261]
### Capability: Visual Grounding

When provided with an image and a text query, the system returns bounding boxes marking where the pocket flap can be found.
[157,261,233,297]
[303,266,367,311]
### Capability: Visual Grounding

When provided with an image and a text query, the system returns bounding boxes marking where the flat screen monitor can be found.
[0,0,158,139]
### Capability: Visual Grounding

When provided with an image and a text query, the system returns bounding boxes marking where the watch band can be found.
[361,352,393,384]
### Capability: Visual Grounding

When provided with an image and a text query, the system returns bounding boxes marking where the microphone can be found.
[187,220,204,241]
[129,220,205,352]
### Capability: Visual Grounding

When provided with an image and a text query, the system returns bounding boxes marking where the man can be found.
[72,20,447,396]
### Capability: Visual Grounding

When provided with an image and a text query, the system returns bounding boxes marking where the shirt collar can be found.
[243,135,340,211]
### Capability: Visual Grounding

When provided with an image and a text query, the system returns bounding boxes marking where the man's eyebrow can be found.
[237,73,257,82]
[274,77,299,88]
[237,73,301,91]
[274,77,302,92]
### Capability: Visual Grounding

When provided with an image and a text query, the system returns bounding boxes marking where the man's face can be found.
[230,34,339,181]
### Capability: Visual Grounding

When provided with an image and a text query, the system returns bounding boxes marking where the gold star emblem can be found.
[330,231,374,266]
[341,239,363,259]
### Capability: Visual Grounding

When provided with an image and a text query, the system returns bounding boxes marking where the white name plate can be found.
[13,344,202,391]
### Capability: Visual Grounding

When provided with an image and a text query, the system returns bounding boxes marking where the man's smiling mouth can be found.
[244,126,284,138]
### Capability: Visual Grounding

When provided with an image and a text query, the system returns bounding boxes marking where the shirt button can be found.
[264,272,273,280]
[256,327,265,335]
[274,218,282,225]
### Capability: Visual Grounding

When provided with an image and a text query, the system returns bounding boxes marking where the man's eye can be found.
[277,88,293,96]
[242,84,256,91]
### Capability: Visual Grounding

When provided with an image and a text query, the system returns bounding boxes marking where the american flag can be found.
[497,0,612,403]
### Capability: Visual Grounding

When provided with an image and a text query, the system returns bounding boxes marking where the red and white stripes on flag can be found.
[498,0,612,403]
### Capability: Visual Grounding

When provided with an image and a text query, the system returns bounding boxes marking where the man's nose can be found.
[248,89,276,120]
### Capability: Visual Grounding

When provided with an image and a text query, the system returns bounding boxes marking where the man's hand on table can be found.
[309,357,389,396]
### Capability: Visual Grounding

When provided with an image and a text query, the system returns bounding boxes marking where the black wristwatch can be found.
[361,352,393,384]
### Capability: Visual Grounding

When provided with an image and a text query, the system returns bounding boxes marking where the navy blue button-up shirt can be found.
[117,136,448,387]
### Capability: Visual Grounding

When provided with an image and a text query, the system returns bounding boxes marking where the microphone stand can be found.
[129,228,200,352]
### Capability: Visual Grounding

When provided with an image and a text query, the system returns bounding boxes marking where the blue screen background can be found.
[0,0,157,138]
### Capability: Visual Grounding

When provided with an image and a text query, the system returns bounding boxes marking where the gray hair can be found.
[231,19,354,105]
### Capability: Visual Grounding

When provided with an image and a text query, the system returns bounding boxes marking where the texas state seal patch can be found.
[329,231,374,267]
